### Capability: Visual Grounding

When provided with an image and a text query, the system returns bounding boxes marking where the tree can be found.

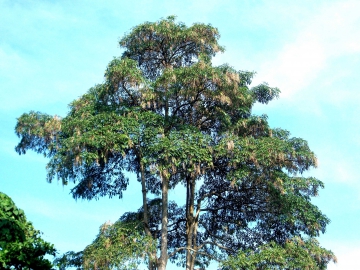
[54,218,155,270]
[220,237,336,270]
[15,16,335,269]
[0,192,56,269]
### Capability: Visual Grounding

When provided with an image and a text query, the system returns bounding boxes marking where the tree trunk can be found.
[186,176,197,270]
[140,160,157,270]
[158,173,169,270]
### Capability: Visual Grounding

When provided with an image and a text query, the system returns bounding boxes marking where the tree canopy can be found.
[0,192,56,270]
[15,16,335,270]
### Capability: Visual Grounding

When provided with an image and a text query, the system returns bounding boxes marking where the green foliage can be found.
[54,220,155,270]
[54,251,83,270]
[83,220,155,270]
[120,16,224,80]
[221,237,336,270]
[0,192,56,269]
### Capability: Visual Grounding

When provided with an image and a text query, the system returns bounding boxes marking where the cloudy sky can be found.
[1,0,360,269]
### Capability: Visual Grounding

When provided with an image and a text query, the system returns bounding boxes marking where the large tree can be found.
[15,16,335,269]
[0,192,56,269]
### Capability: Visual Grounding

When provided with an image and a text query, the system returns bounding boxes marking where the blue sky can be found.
[1,0,360,269]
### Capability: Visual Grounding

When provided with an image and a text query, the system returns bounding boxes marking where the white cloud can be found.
[314,149,359,184]
[252,1,360,99]
[0,48,28,77]
[257,38,326,98]
[310,147,360,201]
[326,244,360,270]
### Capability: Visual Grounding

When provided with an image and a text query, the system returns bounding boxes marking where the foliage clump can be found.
[0,192,56,269]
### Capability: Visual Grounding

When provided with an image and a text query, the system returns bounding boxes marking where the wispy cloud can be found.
[326,243,360,270]
[309,147,360,203]
[0,1,123,112]
[252,1,360,100]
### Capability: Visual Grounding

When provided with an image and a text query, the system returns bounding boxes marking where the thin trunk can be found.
[140,161,151,236]
[186,176,196,270]
[140,160,157,270]
[158,83,170,270]
[191,217,199,270]
[158,173,169,270]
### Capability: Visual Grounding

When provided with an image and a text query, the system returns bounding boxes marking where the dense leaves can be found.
[55,222,155,270]
[221,237,336,270]
[0,192,56,269]
[120,15,224,80]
